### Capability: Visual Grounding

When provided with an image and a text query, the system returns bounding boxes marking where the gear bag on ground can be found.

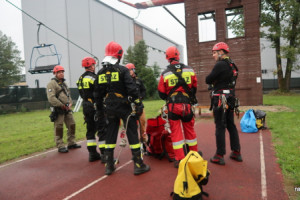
[171,151,210,200]
[254,109,267,130]
[240,109,258,133]
[146,115,175,161]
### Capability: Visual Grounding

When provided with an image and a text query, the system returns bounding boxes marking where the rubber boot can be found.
[132,151,150,175]
[104,151,115,175]
[88,146,101,162]
[99,147,106,164]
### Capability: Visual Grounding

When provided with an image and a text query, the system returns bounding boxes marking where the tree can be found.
[261,0,300,92]
[123,40,160,99]
[0,31,24,87]
[228,1,300,92]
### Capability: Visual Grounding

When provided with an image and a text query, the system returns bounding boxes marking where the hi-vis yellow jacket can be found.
[173,151,209,199]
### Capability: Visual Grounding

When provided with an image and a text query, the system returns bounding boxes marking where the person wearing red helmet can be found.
[94,41,150,175]
[76,57,105,162]
[206,42,242,165]
[157,46,199,168]
[125,63,147,145]
[47,65,81,153]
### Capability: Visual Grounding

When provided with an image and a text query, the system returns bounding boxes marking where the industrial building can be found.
[21,0,183,89]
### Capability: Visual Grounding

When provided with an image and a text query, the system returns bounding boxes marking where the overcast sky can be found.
[0,0,187,61]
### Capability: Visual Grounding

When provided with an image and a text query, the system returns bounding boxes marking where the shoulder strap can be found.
[168,64,192,98]
[223,58,238,89]
[52,78,69,98]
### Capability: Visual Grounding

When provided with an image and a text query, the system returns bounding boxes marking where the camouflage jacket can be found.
[46,77,72,107]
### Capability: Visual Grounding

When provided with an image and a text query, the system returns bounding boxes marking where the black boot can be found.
[132,151,150,175]
[104,151,115,175]
[99,147,106,164]
[89,151,101,162]
[88,146,101,162]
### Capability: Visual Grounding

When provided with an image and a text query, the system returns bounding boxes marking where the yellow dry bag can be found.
[172,151,210,200]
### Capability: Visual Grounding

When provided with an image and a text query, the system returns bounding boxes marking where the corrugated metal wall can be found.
[22,0,182,88]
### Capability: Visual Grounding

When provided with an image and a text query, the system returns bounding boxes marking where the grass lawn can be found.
[263,94,300,200]
[0,100,165,164]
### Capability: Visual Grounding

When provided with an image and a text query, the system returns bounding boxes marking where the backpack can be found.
[146,115,175,161]
[171,151,210,200]
[240,109,258,133]
[254,109,267,130]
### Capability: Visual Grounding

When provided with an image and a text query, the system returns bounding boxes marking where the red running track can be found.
[0,115,288,200]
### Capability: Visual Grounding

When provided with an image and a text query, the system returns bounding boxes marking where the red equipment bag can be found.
[146,115,175,161]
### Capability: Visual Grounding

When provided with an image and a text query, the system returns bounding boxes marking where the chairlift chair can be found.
[28,23,62,74]
[28,43,62,74]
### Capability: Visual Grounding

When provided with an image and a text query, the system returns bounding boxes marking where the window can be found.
[226,7,245,38]
[198,12,216,42]
[261,69,268,74]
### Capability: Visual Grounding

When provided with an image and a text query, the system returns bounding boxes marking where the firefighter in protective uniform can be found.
[205,42,242,165]
[125,63,148,144]
[94,41,150,175]
[77,57,107,162]
[47,65,81,153]
[157,46,198,168]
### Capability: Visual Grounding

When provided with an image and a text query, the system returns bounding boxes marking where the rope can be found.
[5,0,99,68]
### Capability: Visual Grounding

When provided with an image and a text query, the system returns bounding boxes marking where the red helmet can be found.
[166,46,180,62]
[212,42,229,53]
[102,41,123,64]
[125,63,135,70]
[105,41,123,59]
[82,57,96,68]
[53,65,65,74]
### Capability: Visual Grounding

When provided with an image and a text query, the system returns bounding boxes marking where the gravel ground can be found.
[197,105,293,114]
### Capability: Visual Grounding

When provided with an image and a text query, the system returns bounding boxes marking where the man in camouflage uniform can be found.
[47,65,81,153]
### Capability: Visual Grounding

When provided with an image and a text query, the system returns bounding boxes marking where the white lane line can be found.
[0,149,57,169]
[62,160,133,200]
[0,141,84,169]
[259,130,267,200]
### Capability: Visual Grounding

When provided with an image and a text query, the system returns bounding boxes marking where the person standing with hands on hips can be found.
[47,65,81,153]
[206,42,242,165]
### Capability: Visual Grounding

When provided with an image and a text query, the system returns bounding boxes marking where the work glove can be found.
[61,104,69,111]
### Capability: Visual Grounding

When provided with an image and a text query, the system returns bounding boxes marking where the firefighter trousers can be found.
[105,105,140,153]
[168,103,198,161]
[83,101,107,153]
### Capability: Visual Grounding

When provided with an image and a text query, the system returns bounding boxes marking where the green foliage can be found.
[226,7,245,37]
[123,40,161,99]
[260,0,300,91]
[0,31,24,87]
[264,94,300,198]
[152,62,161,79]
